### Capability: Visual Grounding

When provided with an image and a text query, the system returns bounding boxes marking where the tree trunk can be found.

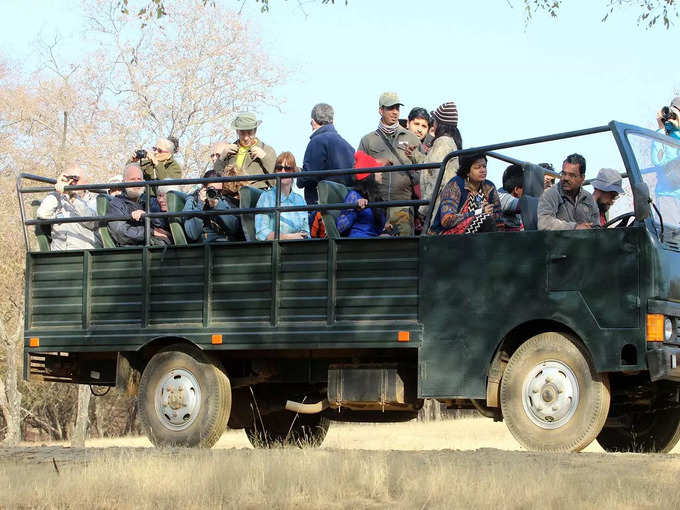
[0,318,23,445]
[72,385,90,447]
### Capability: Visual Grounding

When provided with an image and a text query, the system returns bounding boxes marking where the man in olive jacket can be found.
[213,112,276,189]
[357,92,421,236]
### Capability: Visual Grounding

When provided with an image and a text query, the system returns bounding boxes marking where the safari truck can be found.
[17,121,680,452]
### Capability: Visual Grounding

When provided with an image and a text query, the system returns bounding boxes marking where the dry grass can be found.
[2,419,680,509]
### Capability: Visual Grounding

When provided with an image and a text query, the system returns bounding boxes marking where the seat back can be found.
[166,191,189,246]
[97,194,117,248]
[239,186,265,241]
[519,163,546,231]
[317,180,349,240]
[30,200,52,252]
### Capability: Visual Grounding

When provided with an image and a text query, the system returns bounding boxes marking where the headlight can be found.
[665,317,674,341]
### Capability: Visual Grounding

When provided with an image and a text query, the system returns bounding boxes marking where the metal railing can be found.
[16,123,615,252]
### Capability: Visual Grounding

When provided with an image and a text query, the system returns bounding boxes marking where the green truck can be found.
[18,121,680,452]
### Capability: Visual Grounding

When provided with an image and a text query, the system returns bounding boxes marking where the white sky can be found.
[1,0,678,186]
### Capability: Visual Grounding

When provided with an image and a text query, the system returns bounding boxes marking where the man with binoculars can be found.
[653,97,680,166]
[183,169,243,242]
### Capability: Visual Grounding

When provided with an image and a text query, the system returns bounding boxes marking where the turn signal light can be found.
[211,334,223,345]
[647,314,664,342]
[398,331,410,342]
[29,337,39,347]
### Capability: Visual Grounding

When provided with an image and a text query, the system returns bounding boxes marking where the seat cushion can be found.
[167,191,188,245]
[239,186,265,241]
[97,194,117,248]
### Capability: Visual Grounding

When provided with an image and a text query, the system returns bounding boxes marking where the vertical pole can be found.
[203,244,212,328]
[16,177,30,252]
[327,238,337,325]
[144,183,151,246]
[141,247,150,328]
[82,251,91,330]
[271,175,281,326]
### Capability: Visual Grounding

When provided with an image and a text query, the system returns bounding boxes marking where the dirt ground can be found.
[1,419,679,509]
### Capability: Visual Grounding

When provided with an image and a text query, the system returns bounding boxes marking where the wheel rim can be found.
[522,360,579,430]
[154,368,202,431]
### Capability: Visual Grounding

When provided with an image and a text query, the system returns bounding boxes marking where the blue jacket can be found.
[336,190,386,238]
[183,192,242,243]
[297,124,355,204]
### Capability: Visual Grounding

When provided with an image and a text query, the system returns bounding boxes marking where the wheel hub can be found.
[154,369,201,431]
[522,360,579,429]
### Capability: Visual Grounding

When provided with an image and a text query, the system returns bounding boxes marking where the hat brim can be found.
[592,181,625,194]
[380,102,404,108]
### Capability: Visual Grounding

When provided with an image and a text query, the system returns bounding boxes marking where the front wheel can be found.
[138,344,231,448]
[500,332,610,452]
[597,407,680,453]
[245,411,330,448]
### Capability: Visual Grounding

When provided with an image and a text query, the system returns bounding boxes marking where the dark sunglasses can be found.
[210,153,220,159]
[275,165,295,172]
[153,146,169,153]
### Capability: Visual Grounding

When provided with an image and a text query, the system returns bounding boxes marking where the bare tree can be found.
[86,0,285,173]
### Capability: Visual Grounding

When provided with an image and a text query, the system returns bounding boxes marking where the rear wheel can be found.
[597,407,680,453]
[138,344,231,448]
[500,332,610,452]
[245,411,330,448]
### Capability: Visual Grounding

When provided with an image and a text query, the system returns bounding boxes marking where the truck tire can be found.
[596,407,680,453]
[138,344,231,448]
[500,332,610,452]
[245,411,330,448]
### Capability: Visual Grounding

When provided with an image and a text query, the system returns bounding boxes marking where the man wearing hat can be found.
[213,112,276,189]
[591,168,625,226]
[357,92,421,236]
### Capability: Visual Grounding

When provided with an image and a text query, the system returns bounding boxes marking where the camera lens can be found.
[206,188,219,199]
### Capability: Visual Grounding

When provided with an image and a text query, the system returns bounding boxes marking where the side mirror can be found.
[632,181,651,222]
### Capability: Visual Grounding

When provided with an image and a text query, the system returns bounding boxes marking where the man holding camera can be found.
[212,112,276,189]
[183,169,243,243]
[653,97,680,166]
[37,164,101,250]
[132,137,183,188]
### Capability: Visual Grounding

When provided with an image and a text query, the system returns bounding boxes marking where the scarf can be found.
[378,121,398,137]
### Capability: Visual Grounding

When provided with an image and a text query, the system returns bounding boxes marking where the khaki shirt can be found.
[537,182,600,230]
[213,140,276,189]
[140,156,183,181]
[357,127,420,201]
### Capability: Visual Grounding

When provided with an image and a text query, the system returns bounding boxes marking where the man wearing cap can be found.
[538,153,600,231]
[591,168,625,226]
[357,92,421,236]
[213,112,276,189]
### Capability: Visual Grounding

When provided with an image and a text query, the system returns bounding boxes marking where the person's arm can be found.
[588,196,601,227]
[109,199,146,245]
[182,194,205,241]
[499,191,520,213]
[439,181,471,230]
[70,196,99,230]
[335,191,360,235]
[259,144,276,174]
[255,193,273,241]
[537,188,576,230]
[139,158,155,181]
[489,185,502,222]
[36,193,60,219]
[297,142,321,189]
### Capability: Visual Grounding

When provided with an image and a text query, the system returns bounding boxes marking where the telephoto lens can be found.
[206,188,219,199]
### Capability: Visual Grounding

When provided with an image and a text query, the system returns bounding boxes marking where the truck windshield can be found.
[628,132,680,229]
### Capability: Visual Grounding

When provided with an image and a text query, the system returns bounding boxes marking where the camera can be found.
[64,175,80,182]
[135,149,148,160]
[206,188,219,200]
[661,106,677,122]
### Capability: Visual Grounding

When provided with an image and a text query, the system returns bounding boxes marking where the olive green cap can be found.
[379,92,403,108]
[231,112,262,131]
